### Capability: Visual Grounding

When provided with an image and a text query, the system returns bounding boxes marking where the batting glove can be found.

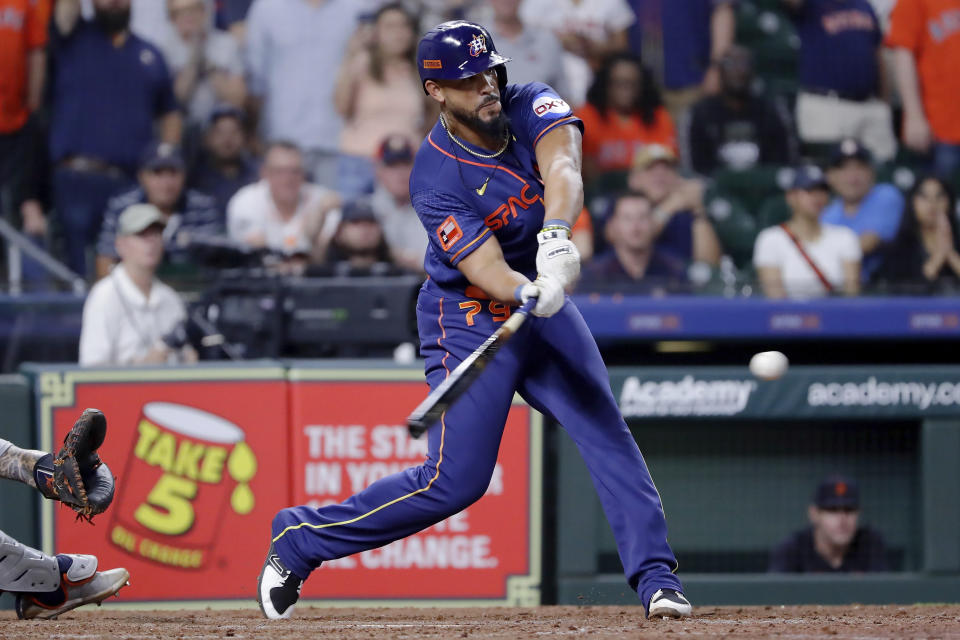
[516,273,565,318]
[535,220,580,289]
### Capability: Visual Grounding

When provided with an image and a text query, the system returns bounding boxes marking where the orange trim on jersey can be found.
[271,298,452,543]
[533,116,579,147]
[449,227,490,263]
[428,133,527,185]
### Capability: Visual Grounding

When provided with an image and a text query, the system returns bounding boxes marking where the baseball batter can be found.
[259,20,691,620]
[0,409,128,619]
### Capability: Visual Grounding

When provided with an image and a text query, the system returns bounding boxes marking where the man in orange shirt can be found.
[0,0,51,240]
[887,0,960,178]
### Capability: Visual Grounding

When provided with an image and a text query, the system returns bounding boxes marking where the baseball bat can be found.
[406,296,537,439]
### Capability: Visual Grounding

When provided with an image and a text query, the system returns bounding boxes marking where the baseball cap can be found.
[814,475,860,510]
[139,141,185,172]
[829,138,873,168]
[632,144,678,171]
[208,104,245,127]
[789,165,828,191]
[340,198,378,223]
[117,204,166,236]
[378,134,415,166]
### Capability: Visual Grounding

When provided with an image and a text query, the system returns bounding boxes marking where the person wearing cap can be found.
[769,475,888,572]
[579,190,689,293]
[80,203,196,366]
[820,138,904,280]
[370,134,428,273]
[160,0,246,128]
[321,197,396,277]
[188,106,259,216]
[95,141,223,279]
[226,140,340,269]
[784,0,896,163]
[754,165,861,298]
[626,144,722,265]
[49,0,182,276]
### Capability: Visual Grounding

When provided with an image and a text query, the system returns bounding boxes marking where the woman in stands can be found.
[575,53,675,185]
[334,3,427,198]
[877,176,960,293]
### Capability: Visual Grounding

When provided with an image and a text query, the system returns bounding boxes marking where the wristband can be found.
[514,284,526,302]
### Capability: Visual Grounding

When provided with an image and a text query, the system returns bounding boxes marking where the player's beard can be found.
[448,101,510,145]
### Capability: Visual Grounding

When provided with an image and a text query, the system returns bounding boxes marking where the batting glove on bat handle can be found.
[516,274,564,317]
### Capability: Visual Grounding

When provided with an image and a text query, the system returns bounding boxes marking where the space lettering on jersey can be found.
[532,95,571,118]
[484,183,540,231]
[437,215,464,250]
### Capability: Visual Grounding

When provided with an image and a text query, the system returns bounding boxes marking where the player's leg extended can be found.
[270,293,528,579]
[0,529,129,619]
[517,302,684,610]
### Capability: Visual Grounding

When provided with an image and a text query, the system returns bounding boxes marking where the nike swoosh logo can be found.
[476,181,488,196]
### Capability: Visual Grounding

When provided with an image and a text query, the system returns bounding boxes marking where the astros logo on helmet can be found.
[468,33,487,57]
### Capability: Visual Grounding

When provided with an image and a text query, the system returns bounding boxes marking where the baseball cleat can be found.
[15,559,130,620]
[257,543,302,620]
[647,588,693,619]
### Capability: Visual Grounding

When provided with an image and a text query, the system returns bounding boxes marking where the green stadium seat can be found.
[710,165,790,215]
[756,193,791,230]
[704,191,758,269]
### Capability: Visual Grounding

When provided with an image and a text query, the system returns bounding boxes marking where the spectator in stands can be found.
[161,0,246,129]
[188,106,259,216]
[625,144,722,265]
[321,198,397,276]
[370,135,428,273]
[769,475,888,572]
[466,0,567,94]
[50,0,182,276]
[688,45,796,175]
[80,204,197,366]
[245,0,362,188]
[754,165,861,299]
[334,3,426,198]
[96,142,222,278]
[0,0,50,244]
[216,0,253,44]
[877,176,960,292]
[130,0,175,48]
[518,0,635,106]
[576,53,676,183]
[886,0,960,179]
[821,138,904,279]
[227,141,341,271]
[630,0,736,128]
[784,0,895,163]
[579,191,688,292]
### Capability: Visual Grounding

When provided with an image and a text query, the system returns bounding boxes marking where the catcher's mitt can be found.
[34,408,115,523]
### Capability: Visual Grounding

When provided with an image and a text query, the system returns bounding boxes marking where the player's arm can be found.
[457,236,564,318]
[0,440,44,487]
[534,124,584,288]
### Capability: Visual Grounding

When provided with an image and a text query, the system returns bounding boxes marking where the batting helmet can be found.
[417,21,511,94]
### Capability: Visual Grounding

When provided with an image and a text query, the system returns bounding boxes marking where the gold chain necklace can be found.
[439,113,509,159]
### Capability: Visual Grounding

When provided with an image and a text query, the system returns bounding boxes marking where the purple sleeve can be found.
[511,83,583,151]
[412,189,490,266]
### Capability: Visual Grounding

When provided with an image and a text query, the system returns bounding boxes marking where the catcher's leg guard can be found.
[0,530,62,592]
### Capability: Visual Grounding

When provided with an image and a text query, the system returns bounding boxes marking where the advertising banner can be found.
[37,366,289,601]
[610,365,960,419]
[287,368,542,605]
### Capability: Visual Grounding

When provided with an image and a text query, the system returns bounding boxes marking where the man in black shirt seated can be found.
[769,475,888,573]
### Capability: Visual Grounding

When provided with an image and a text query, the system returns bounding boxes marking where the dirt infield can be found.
[3,604,960,639]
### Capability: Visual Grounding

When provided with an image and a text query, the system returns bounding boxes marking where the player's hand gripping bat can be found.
[406,296,537,438]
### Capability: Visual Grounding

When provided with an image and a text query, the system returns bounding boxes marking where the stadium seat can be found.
[709,165,790,215]
[704,191,758,269]
[756,193,791,230]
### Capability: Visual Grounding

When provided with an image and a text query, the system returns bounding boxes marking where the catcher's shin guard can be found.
[0,530,60,592]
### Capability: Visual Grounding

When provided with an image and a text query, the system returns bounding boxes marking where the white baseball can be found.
[749,351,789,381]
[393,342,417,365]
